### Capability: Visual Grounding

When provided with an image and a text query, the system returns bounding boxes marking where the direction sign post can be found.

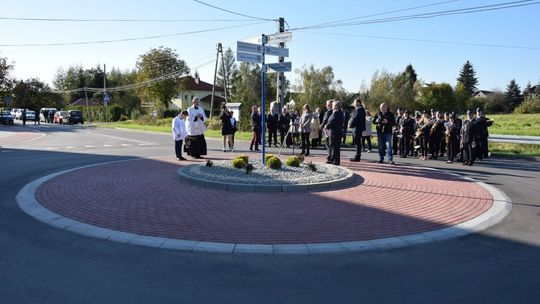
[260,34,267,165]
[236,34,292,164]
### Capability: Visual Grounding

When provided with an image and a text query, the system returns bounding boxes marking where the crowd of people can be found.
[173,97,492,167]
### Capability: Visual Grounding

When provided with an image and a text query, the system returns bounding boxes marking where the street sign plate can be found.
[267,62,292,72]
[237,41,263,54]
[264,45,289,57]
[266,32,292,44]
[237,51,263,64]
[103,93,110,105]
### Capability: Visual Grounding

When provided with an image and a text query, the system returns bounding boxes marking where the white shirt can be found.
[172,116,187,141]
[186,105,207,136]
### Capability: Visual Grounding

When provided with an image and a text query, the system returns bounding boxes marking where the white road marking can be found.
[121,144,131,147]
[85,145,96,148]
[46,147,57,150]
[95,133,156,145]
[103,144,113,147]
[66,146,75,149]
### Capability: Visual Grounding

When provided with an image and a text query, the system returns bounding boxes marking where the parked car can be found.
[0,110,14,125]
[66,110,84,124]
[40,108,58,123]
[54,111,68,124]
[10,108,20,117]
[25,110,36,121]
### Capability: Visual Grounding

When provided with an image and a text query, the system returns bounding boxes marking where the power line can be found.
[0,21,269,47]
[310,0,462,28]
[299,31,540,50]
[0,16,256,22]
[192,0,277,22]
[291,0,540,30]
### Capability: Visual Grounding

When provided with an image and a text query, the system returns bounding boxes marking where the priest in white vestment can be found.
[185,97,208,158]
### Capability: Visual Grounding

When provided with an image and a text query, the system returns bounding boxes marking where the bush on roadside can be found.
[264,154,275,162]
[206,117,222,131]
[236,155,249,163]
[266,156,282,170]
[286,156,301,167]
[232,158,247,169]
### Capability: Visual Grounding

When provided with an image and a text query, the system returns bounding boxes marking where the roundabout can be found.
[16,155,511,254]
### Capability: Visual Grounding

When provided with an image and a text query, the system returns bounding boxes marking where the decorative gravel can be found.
[182,160,350,185]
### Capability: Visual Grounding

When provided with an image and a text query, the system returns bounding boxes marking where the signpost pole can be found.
[104,64,107,123]
[261,34,266,165]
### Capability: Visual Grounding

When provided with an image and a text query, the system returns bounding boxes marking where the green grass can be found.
[102,121,253,140]
[488,113,540,136]
[489,142,540,158]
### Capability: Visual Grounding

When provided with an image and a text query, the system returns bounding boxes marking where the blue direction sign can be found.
[264,45,289,57]
[267,62,292,72]
[237,41,263,54]
[237,52,263,64]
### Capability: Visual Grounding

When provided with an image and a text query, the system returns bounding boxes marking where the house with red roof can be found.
[171,75,226,111]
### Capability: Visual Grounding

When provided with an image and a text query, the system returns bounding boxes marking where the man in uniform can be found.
[460,110,477,166]
[475,108,492,160]
[398,110,414,158]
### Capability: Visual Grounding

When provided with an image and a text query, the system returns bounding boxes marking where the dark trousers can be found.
[325,136,332,161]
[353,140,362,160]
[300,132,310,155]
[392,133,399,155]
[447,137,457,162]
[420,136,429,157]
[279,127,287,146]
[463,142,475,165]
[430,137,441,158]
[399,135,411,157]
[329,135,342,165]
[250,128,261,149]
[440,137,446,156]
[174,140,184,159]
[479,136,489,159]
[362,136,372,150]
[342,129,347,144]
[268,128,278,146]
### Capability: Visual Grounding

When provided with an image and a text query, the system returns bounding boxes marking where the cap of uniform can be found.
[404,110,411,114]
[466,109,473,115]
[476,107,483,113]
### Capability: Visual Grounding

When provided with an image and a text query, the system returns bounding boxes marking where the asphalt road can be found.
[1,122,540,304]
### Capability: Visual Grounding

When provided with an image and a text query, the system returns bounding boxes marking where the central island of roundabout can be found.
[17,153,511,255]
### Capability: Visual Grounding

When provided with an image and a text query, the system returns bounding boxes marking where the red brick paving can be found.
[35,154,493,244]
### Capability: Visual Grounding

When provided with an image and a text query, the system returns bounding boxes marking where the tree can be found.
[523,82,534,99]
[504,79,523,111]
[217,47,237,99]
[135,46,189,109]
[0,56,14,98]
[417,83,455,112]
[367,70,394,112]
[457,60,478,96]
[294,64,340,110]
[12,78,61,110]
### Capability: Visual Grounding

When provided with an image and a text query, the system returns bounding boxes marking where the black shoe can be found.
[194,156,204,159]
[255,148,260,151]
[325,161,333,164]
[462,162,469,165]
[249,147,253,151]
[468,163,474,166]
[378,160,384,164]
[349,158,360,162]
[177,157,187,161]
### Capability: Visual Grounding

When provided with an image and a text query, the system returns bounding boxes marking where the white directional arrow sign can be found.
[261,32,292,44]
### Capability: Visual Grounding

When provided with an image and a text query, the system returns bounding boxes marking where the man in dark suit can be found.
[320,100,334,162]
[325,100,344,165]
[348,98,366,162]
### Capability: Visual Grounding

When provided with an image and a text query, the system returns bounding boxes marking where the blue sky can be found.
[1,0,539,93]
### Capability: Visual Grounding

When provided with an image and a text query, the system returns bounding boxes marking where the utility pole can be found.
[276,17,286,109]
[220,47,228,103]
[210,43,222,119]
[84,88,89,122]
[103,64,107,123]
